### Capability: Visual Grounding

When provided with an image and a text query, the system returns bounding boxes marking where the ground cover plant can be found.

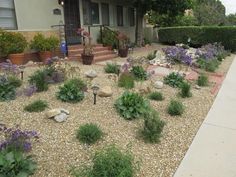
[148,92,164,101]
[104,63,120,75]
[29,70,48,92]
[179,82,192,98]
[115,92,150,120]
[164,72,185,88]
[76,123,103,145]
[57,78,86,103]
[141,109,165,143]
[130,65,148,81]
[71,145,135,177]
[167,100,184,116]
[118,73,135,89]
[197,73,209,86]
[24,100,48,112]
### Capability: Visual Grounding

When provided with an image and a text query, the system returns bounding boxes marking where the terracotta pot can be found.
[81,54,94,65]
[118,48,128,58]
[8,53,26,65]
[39,51,53,63]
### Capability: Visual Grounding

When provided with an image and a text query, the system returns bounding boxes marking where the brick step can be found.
[68,46,110,55]
[69,54,118,63]
[68,44,103,50]
[69,50,114,57]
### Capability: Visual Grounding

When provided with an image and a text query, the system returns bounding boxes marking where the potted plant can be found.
[30,33,59,63]
[77,28,94,65]
[117,32,129,58]
[0,30,28,65]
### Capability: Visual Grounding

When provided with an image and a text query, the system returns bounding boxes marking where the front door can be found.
[64,0,81,45]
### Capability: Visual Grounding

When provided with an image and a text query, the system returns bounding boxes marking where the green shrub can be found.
[197,73,209,86]
[24,100,48,112]
[148,92,164,101]
[141,109,165,143]
[76,123,103,145]
[115,92,150,120]
[147,50,157,60]
[57,78,86,103]
[130,66,148,81]
[164,72,185,88]
[0,149,37,177]
[29,70,48,92]
[167,100,184,116]
[180,82,192,98]
[158,26,236,51]
[0,75,16,101]
[7,75,22,88]
[104,63,120,75]
[118,73,135,89]
[97,28,118,49]
[197,58,220,72]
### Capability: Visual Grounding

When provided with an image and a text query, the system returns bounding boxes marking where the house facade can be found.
[0,0,136,45]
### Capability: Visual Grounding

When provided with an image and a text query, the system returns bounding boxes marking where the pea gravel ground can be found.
[0,54,234,177]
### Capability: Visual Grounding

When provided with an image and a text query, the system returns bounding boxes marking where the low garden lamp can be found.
[19,66,25,80]
[91,84,100,105]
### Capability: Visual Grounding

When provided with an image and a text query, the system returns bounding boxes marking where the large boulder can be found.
[54,113,68,123]
[154,81,164,89]
[45,109,61,118]
[98,86,113,97]
[85,70,97,78]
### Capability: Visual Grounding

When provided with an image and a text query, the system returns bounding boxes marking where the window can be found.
[129,8,135,26]
[117,5,123,26]
[91,2,99,24]
[0,0,17,29]
[101,3,109,26]
[82,0,91,25]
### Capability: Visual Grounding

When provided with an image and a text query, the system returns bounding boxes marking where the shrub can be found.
[57,78,86,103]
[0,75,16,101]
[148,92,164,101]
[97,28,119,49]
[164,72,185,88]
[118,73,135,89]
[180,82,192,98]
[147,50,157,60]
[167,100,184,116]
[130,66,148,81]
[29,70,48,92]
[197,73,209,86]
[76,123,103,145]
[24,100,48,112]
[197,58,220,72]
[158,26,236,52]
[141,109,165,143]
[115,92,150,120]
[7,75,22,88]
[104,63,120,75]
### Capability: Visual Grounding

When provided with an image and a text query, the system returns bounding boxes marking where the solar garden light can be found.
[19,66,25,80]
[91,84,100,105]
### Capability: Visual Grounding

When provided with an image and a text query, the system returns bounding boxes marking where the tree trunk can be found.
[135,10,144,47]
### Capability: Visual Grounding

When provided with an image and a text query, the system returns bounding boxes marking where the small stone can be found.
[98,86,113,97]
[195,85,201,90]
[54,113,68,123]
[85,70,97,78]
[60,108,70,115]
[154,81,164,89]
[46,109,61,118]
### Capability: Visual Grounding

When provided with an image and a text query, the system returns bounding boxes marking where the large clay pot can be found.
[81,54,94,65]
[8,53,26,65]
[118,48,128,58]
[39,51,53,63]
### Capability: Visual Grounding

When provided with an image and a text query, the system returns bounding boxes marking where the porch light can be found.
[58,0,64,6]
[91,84,100,105]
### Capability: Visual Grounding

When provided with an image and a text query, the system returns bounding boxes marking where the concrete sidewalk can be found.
[174,56,236,177]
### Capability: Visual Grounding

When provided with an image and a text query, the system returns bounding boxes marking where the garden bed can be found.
[0,51,234,177]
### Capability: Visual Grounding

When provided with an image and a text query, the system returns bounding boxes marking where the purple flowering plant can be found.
[0,59,20,75]
[0,124,39,152]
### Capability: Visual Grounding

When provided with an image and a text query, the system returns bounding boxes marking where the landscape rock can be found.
[98,86,113,97]
[195,85,201,90]
[60,108,70,115]
[85,70,97,78]
[46,109,61,118]
[154,81,164,89]
[54,113,68,123]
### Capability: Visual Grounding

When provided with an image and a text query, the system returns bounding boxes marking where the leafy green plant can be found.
[76,123,103,145]
[115,92,150,120]
[104,63,120,75]
[97,28,118,49]
[141,109,165,143]
[148,92,164,101]
[24,100,48,112]
[130,66,148,81]
[71,146,134,177]
[0,75,16,101]
[7,75,22,88]
[167,100,184,116]
[146,50,157,60]
[180,82,192,98]
[0,149,37,177]
[57,78,86,103]
[197,58,220,72]
[28,70,48,92]
[118,73,135,89]
[197,73,209,86]
[164,72,185,88]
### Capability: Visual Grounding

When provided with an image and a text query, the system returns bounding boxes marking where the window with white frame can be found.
[91,2,99,24]
[0,0,17,29]
[82,0,91,25]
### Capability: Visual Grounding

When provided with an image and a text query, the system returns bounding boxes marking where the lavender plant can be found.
[0,59,20,75]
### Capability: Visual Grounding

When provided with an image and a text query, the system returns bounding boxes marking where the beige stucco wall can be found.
[14,0,64,31]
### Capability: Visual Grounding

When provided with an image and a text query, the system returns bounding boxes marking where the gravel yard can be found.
[0,52,234,177]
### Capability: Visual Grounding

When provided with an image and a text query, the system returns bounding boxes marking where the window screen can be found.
[117,5,123,26]
[91,2,99,24]
[101,3,109,26]
[129,8,135,26]
[82,0,91,25]
[0,0,17,29]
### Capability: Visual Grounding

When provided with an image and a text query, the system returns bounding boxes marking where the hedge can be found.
[158,26,236,52]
